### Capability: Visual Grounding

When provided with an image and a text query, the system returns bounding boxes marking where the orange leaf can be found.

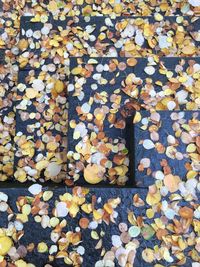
[179,207,194,219]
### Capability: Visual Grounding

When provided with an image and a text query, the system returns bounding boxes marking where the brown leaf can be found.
[179,207,194,219]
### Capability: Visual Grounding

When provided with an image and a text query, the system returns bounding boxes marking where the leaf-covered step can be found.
[0,184,198,266]
[129,110,200,188]
[19,15,200,69]
[0,16,19,50]
[0,56,15,181]
[0,55,16,111]
[68,57,141,186]
[14,65,67,183]
[22,1,200,18]
[0,107,15,181]
[68,57,200,186]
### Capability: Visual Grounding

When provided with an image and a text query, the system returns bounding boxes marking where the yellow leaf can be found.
[71,67,83,75]
[91,231,99,240]
[187,170,197,179]
[26,88,38,99]
[16,214,28,223]
[0,236,13,256]
[133,112,142,123]
[142,248,154,263]
[81,203,92,214]
[30,14,41,22]
[84,164,105,184]
[113,3,123,14]
[103,203,113,214]
[36,160,48,171]
[54,80,64,93]
[48,1,58,11]
[146,190,161,206]
[37,242,48,253]
[49,39,59,47]
[15,260,27,267]
[146,208,154,219]
[182,45,196,55]
[93,210,102,221]
[69,203,79,218]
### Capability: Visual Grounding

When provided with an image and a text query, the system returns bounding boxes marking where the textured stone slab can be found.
[19,16,200,69]
[24,0,199,16]
[0,15,19,51]
[0,107,15,181]
[68,57,137,186]
[0,56,15,181]
[0,55,15,111]
[0,185,199,266]
[14,66,67,183]
[68,57,200,186]
[139,57,200,111]
[130,110,200,187]
[0,187,152,267]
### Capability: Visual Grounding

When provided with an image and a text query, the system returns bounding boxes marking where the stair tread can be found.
[0,185,196,267]
[130,110,200,187]
[14,66,68,183]
[68,57,200,186]
[19,15,200,71]
[24,1,200,17]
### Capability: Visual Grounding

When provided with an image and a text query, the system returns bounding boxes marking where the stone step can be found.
[0,185,198,266]
[0,56,15,181]
[0,2,199,267]
[14,65,68,183]
[23,1,200,17]
[0,16,20,181]
[67,57,200,186]
[1,186,149,267]
[0,107,15,181]
[128,110,200,187]
[19,15,200,70]
[0,54,15,111]
[0,185,162,267]
[0,15,19,51]
[9,55,200,185]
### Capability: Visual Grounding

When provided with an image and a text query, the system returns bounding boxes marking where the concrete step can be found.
[14,56,200,185]
[0,15,19,51]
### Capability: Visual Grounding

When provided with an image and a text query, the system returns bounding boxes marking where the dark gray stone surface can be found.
[0,187,150,267]
[20,15,200,63]
[130,110,200,187]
